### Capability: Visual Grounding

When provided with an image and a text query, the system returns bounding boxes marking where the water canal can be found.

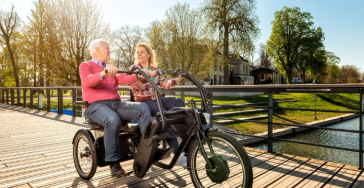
[251,117,364,167]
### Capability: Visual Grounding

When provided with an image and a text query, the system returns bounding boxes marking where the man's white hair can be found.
[89,39,107,56]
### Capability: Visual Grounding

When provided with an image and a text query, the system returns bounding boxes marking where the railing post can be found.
[6,89,9,104]
[58,88,63,115]
[268,90,273,153]
[38,88,40,110]
[30,89,33,109]
[72,89,76,117]
[47,89,50,112]
[23,89,26,108]
[1,88,4,103]
[17,89,20,106]
[209,92,213,127]
[360,88,363,169]
[11,88,14,105]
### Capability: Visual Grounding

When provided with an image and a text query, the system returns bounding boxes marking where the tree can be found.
[52,0,110,86]
[23,0,54,87]
[202,0,260,84]
[112,25,143,69]
[267,6,322,84]
[317,51,340,84]
[245,44,258,66]
[258,43,272,68]
[295,27,326,83]
[146,2,215,81]
[338,65,361,83]
[0,5,21,86]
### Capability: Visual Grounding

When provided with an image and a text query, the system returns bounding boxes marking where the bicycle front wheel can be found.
[187,131,253,188]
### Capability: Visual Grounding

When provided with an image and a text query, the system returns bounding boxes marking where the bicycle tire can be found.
[187,131,253,188]
[73,130,97,180]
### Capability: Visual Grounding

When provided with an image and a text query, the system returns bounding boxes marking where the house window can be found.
[220,65,222,71]
[261,74,264,79]
[219,75,222,85]
[214,75,217,85]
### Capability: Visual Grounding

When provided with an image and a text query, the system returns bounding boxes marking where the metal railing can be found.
[1,84,364,168]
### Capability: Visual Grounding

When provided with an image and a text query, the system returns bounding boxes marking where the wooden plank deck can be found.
[1,103,363,188]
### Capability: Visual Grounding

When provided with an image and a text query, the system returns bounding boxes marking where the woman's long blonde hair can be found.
[135,42,157,67]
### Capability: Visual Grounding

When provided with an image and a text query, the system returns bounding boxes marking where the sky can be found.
[2,0,364,71]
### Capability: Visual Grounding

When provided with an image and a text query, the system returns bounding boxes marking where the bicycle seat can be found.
[84,118,140,133]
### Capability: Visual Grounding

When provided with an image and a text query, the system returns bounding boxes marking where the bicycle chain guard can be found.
[133,117,161,178]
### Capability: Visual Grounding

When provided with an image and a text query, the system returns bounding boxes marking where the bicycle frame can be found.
[129,66,218,171]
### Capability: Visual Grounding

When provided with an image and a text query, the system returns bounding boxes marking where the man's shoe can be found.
[154,147,174,161]
[110,162,125,177]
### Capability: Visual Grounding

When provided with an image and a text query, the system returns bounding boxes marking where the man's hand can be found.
[101,64,119,78]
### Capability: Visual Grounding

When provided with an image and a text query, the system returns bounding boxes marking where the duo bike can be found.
[72,65,253,187]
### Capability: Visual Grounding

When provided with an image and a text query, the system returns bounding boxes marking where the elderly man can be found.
[79,39,155,177]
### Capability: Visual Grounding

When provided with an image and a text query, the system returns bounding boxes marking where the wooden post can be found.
[1,88,4,103]
[360,88,363,169]
[30,89,33,109]
[6,89,9,104]
[17,89,20,106]
[209,92,213,128]
[47,89,50,112]
[23,89,26,108]
[268,90,273,153]
[72,89,76,117]
[58,88,63,115]
[11,88,14,105]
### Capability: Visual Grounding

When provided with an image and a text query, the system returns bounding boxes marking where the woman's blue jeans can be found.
[85,100,151,162]
[142,97,185,153]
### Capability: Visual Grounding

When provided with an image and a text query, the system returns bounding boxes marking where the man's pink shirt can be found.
[79,61,138,107]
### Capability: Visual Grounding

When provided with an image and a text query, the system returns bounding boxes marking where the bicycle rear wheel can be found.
[73,130,97,180]
[187,131,253,188]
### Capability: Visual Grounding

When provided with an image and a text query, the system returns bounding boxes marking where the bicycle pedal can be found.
[162,154,171,159]
[115,171,134,179]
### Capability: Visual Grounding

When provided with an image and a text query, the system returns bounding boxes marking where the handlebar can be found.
[167,68,212,99]
[104,65,165,97]
[104,65,211,99]
[104,67,164,76]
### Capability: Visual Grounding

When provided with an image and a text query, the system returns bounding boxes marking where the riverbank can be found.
[213,113,360,146]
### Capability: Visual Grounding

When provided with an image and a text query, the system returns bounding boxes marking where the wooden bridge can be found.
[1,104,364,188]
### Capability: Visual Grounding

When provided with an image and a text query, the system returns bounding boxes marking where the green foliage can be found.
[146,2,215,81]
[317,51,340,83]
[202,0,260,84]
[267,6,326,84]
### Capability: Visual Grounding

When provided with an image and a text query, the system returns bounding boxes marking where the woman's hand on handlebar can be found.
[175,76,184,83]
[137,69,150,79]
[149,70,157,78]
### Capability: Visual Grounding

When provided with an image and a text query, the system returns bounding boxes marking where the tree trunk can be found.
[33,54,37,87]
[5,39,19,87]
[223,24,230,85]
[301,71,306,83]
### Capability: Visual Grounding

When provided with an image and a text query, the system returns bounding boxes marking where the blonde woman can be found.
[130,42,186,166]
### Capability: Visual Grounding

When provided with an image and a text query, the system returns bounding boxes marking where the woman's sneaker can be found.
[175,152,187,168]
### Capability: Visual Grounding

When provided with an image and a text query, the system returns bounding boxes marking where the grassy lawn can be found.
[211,93,360,134]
